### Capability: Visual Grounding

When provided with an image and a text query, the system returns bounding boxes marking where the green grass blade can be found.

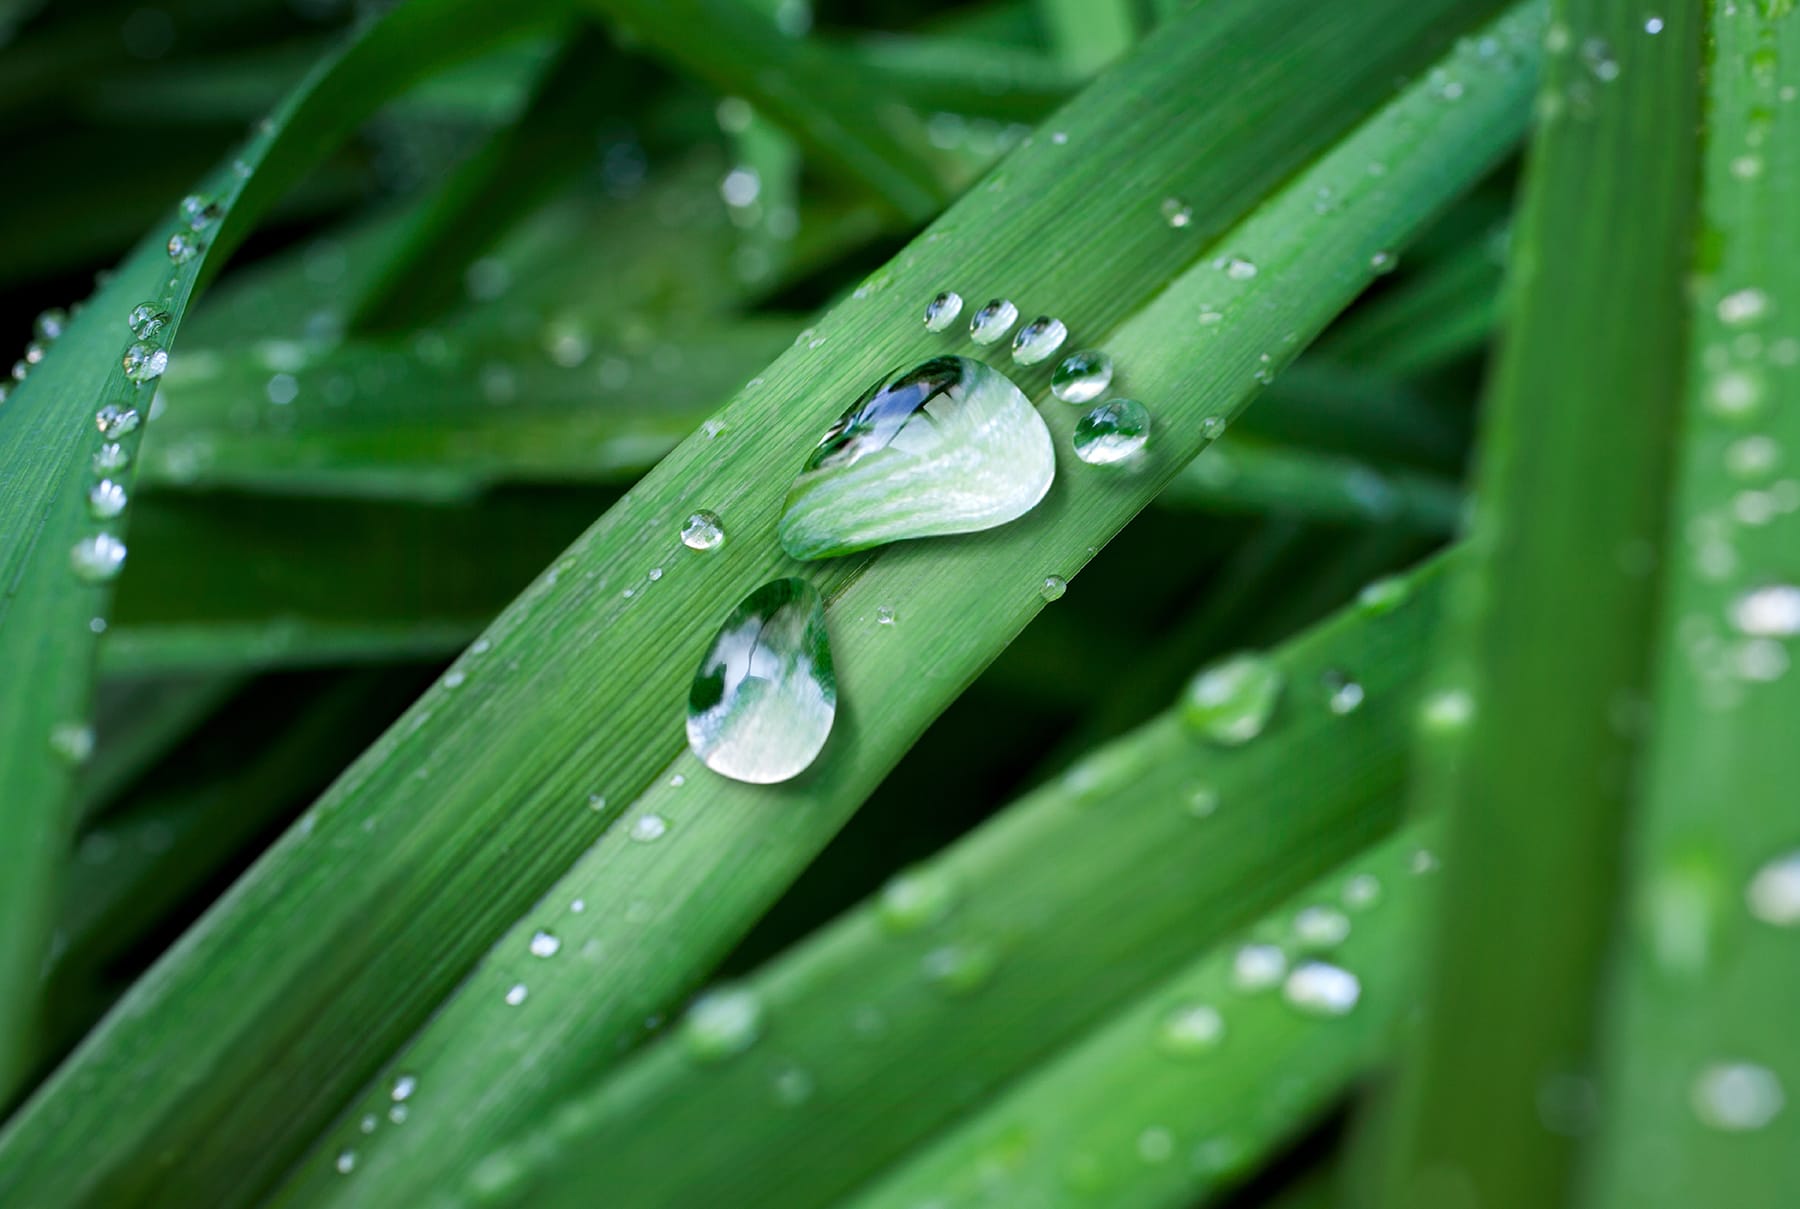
[1241,360,1464,471]
[1038,0,1139,72]
[0,2,1528,1201]
[0,0,573,1101]
[844,819,1439,1209]
[1374,4,1703,1206]
[442,564,1449,1209]
[839,32,1078,122]
[1581,5,1800,1206]
[1162,436,1463,535]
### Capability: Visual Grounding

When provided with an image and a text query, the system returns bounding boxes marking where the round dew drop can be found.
[167,232,201,263]
[680,510,725,551]
[1691,1062,1785,1132]
[1182,652,1283,745]
[877,867,954,933]
[923,291,964,332]
[629,813,668,842]
[1040,575,1067,602]
[1746,851,1800,926]
[1073,399,1151,465]
[1231,943,1287,992]
[504,983,529,1006]
[1161,197,1193,228]
[95,404,140,439]
[180,193,221,229]
[121,342,168,384]
[528,930,561,958]
[1283,961,1361,1017]
[969,298,1020,345]
[682,986,764,1062]
[1051,350,1114,403]
[1011,316,1068,366]
[1292,906,1351,948]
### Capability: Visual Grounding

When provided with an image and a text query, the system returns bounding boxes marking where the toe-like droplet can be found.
[1051,351,1114,403]
[1073,399,1151,465]
[687,578,836,784]
[778,356,1054,561]
[969,299,1019,345]
[1011,316,1067,366]
[923,291,964,332]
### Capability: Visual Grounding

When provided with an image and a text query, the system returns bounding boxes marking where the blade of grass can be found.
[840,32,1079,122]
[1373,4,1702,1206]
[0,3,1529,1202]
[1240,360,1464,471]
[1038,0,1139,73]
[1313,225,1508,378]
[0,0,574,1102]
[266,13,1537,1204]
[1581,6,1800,1206]
[437,562,1450,1209]
[841,819,1440,1209]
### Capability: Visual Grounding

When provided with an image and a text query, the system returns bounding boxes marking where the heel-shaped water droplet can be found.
[778,356,1053,561]
[687,578,836,784]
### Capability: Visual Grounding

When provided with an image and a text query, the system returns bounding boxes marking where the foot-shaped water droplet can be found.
[777,356,1054,561]
[687,578,836,784]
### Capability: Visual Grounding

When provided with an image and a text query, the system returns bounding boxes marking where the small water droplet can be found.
[504,983,529,1005]
[70,534,127,583]
[1011,316,1068,366]
[1293,906,1351,948]
[388,1105,408,1125]
[1231,943,1287,992]
[875,606,896,626]
[391,1075,416,1102]
[128,302,170,340]
[923,291,964,332]
[669,773,685,788]
[528,930,561,958]
[682,986,763,1061]
[772,1065,815,1106]
[1644,15,1664,33]
[1137,1126,1175,1163]
[687,579,836,784]
[1343,873,1381,909]
[1186,785,1220,818]
[1420,688,1476,734]
[1580,37,1620,81]
[88,480,127,520]
[1283,961,1361,1017]
[1157,1002,1224,1055]
[1369,250,1397,273]
[1073,399,1151,465]
[1222,256,1258,280]
[1050,351,1114,404]
[49,722,94,765]
[94,404,141,439]
[358,1113,377,1134]
[1731,584,1800,636]
[969,299,1019,345]
[34,308,68,342]
[93,443,131,475]
[1692,1062,1784,1131]
[1358,575,1410,613]
[647,566,664,583]
[1709,369,1766,418]
[1182,653,1283,745]
[167,232,201,263]
[877,867,954,933]
[1160,197,1193,228]
[335,1150,356,1175]
[180,193,221,230]
[1040,575,1067,602]
[1725,436,1780,481]
[1719,288,1770,326]
[1323,670,1365,715]
[1747,851,1800,926]
[1199,415,1227,441]
[630,814,668,843]
[587,793,607,812]
[921,942,996,995]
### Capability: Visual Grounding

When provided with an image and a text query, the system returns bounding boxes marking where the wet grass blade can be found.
[843,819,1440,1209]
[0,2,1530,1202]
[1374,4,1703,1206]
[0,0,573,1101]
[1162,436,1463,535]
[1039,0,1139,72]
[437,561,1450,1209]
[1581,5,1800,1205]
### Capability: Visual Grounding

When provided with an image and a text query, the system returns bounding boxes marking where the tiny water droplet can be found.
[1051,351,1114,403]
[1369,250,1396,273]
[180,194,222,229]
[923,291,964,332]
[1157,1002,1224,1055]
[1073,399,1151,465]
[921,941,996,995]
[70,534,127,583]
[528,931,561,958]
[1293,906,1351,948]
[49,722,95,765]
[875,606,896,626]
[1040,575,1067,602]
[1747,851,1800,926]
[1222,256,1258,280]
[969,299,1019,345]
[335,1150,356,1175]
[93,443,130,475]
[1420,688,1476,734]
[504,983,528,1006]
[88,480,127,520]
[682,986,763,1061]
[1358,575,1410,613]
[129,302,170,340]
[1160,197,1193,228]
[630,814,668,842]
[647,566,664,583]
[167,232,201,263]
[121,342,168,383]
[1231,943,1287,992]
[1011,316,1068,366]
[877,867,954,933]
[1186,785,1220,818]
[34,308,68,342]
[95,404,141,439]
[391,1075,417,1102]
[680,510,725,551]
[1182,653,1282,745]
[1692,1062,1784,1131]
[1199,415,1227,441]
[1731,584,1800,636]
[358,1114,376,1134]
[687,579,836,784]
[771,1065,815,1106]
[1718,288,1770,326]
[1283,961,1360,1017]
[388,1105,408,1124]
[1323,670,1365,715]
[1343,873,1382,909]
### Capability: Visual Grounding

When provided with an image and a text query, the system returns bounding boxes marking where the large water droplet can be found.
[1011,316,1067,366]
[1692,1062,1784,1131]
[1073,400,1151,465]
[1040,575,1067,602]
[1283,961,1361,1017]
[682,986,763,1061]
[121,342,168,384]
[1182,652,1282,745]
[680,510,724,551]
[70,534,127,583]
[778,357,1054,560]
[969,299,1019,345]
[923,291,963,332]
[1051,351,1114,403]
[687,578,836,784]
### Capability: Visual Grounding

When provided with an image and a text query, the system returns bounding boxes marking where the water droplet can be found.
[923,291,964,332]
[630,814,668,842]
[1369,250,1397,273]
[528,931,561,958]
[1222,256,1258,280]
[1293,906,1351,949]
[358,1114,376,1134]
[49,722,94,765]
[34,308,68,342]
[94,404,140,439]
[1725,436,1780,481]
[504,983,529,1006]
[391,1075,417,1102]
[1420,688,1476,734]
[1073,399,1151,465]
[88,480,127,520]
[1580,37,1620,81]
[1747,851,1800,925]
[121,342,168,384]
[969,298,1019,345]
[1137,1126,1175,1163]
[335,1150,356,1175]
[1692,1062,1784,1131]
[778,357,1053,560]
[1040,575,1067,602]
[93,444,130,475]
[70,534,127,583]
[1186,785,1220,818]
[1358,576,1410,614]
[1709,369,1766,418]
[679,510,724,551]
[1011,316,1068,366]
[1644,15,1665,33]
[1051,350,1114,403]
[1731,584,1800,636]
[1283,961,1361,1017]
[180,194,221,229]
[1231,944,1287,992]
[129,302,170,340]
[875,606,896,626]
[687,578,836,784]
[682,986,763,1061]
[388,1105,408,1125]
[720,165,761,208]
[1718,288,1770,326]
[1199,415,1227,441]
[647,567,664,583]
[1323,670,1365,715]
[772,1065,815,1106]
[1160,197,1193,228]
[1182,653,1282,745]
[877,867,954,933]
[587,793,607,812]
[921,941,996,995]
[1157,1002,1224,1055]
[1343,874,1381,909]
[167,232,201,263]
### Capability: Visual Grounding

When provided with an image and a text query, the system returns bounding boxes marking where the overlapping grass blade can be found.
[1374,4,1702,1205]
[0,0,574,1102]
[0,1,1529,1201]
[1581,6,1800,1206]
[1163,436,1462,535]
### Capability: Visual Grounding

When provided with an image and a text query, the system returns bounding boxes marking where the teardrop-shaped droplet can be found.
[1011,316,1067,366]
[121,342,168,384]
[1182,651,1282,745]
[777,356,1054,561]
[1051,351,1114,403]
[687,578,836,784]
[1073,399,1151,465]
[969,299,1019,345]
[923,291,963,332]
[681,510,725,551]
